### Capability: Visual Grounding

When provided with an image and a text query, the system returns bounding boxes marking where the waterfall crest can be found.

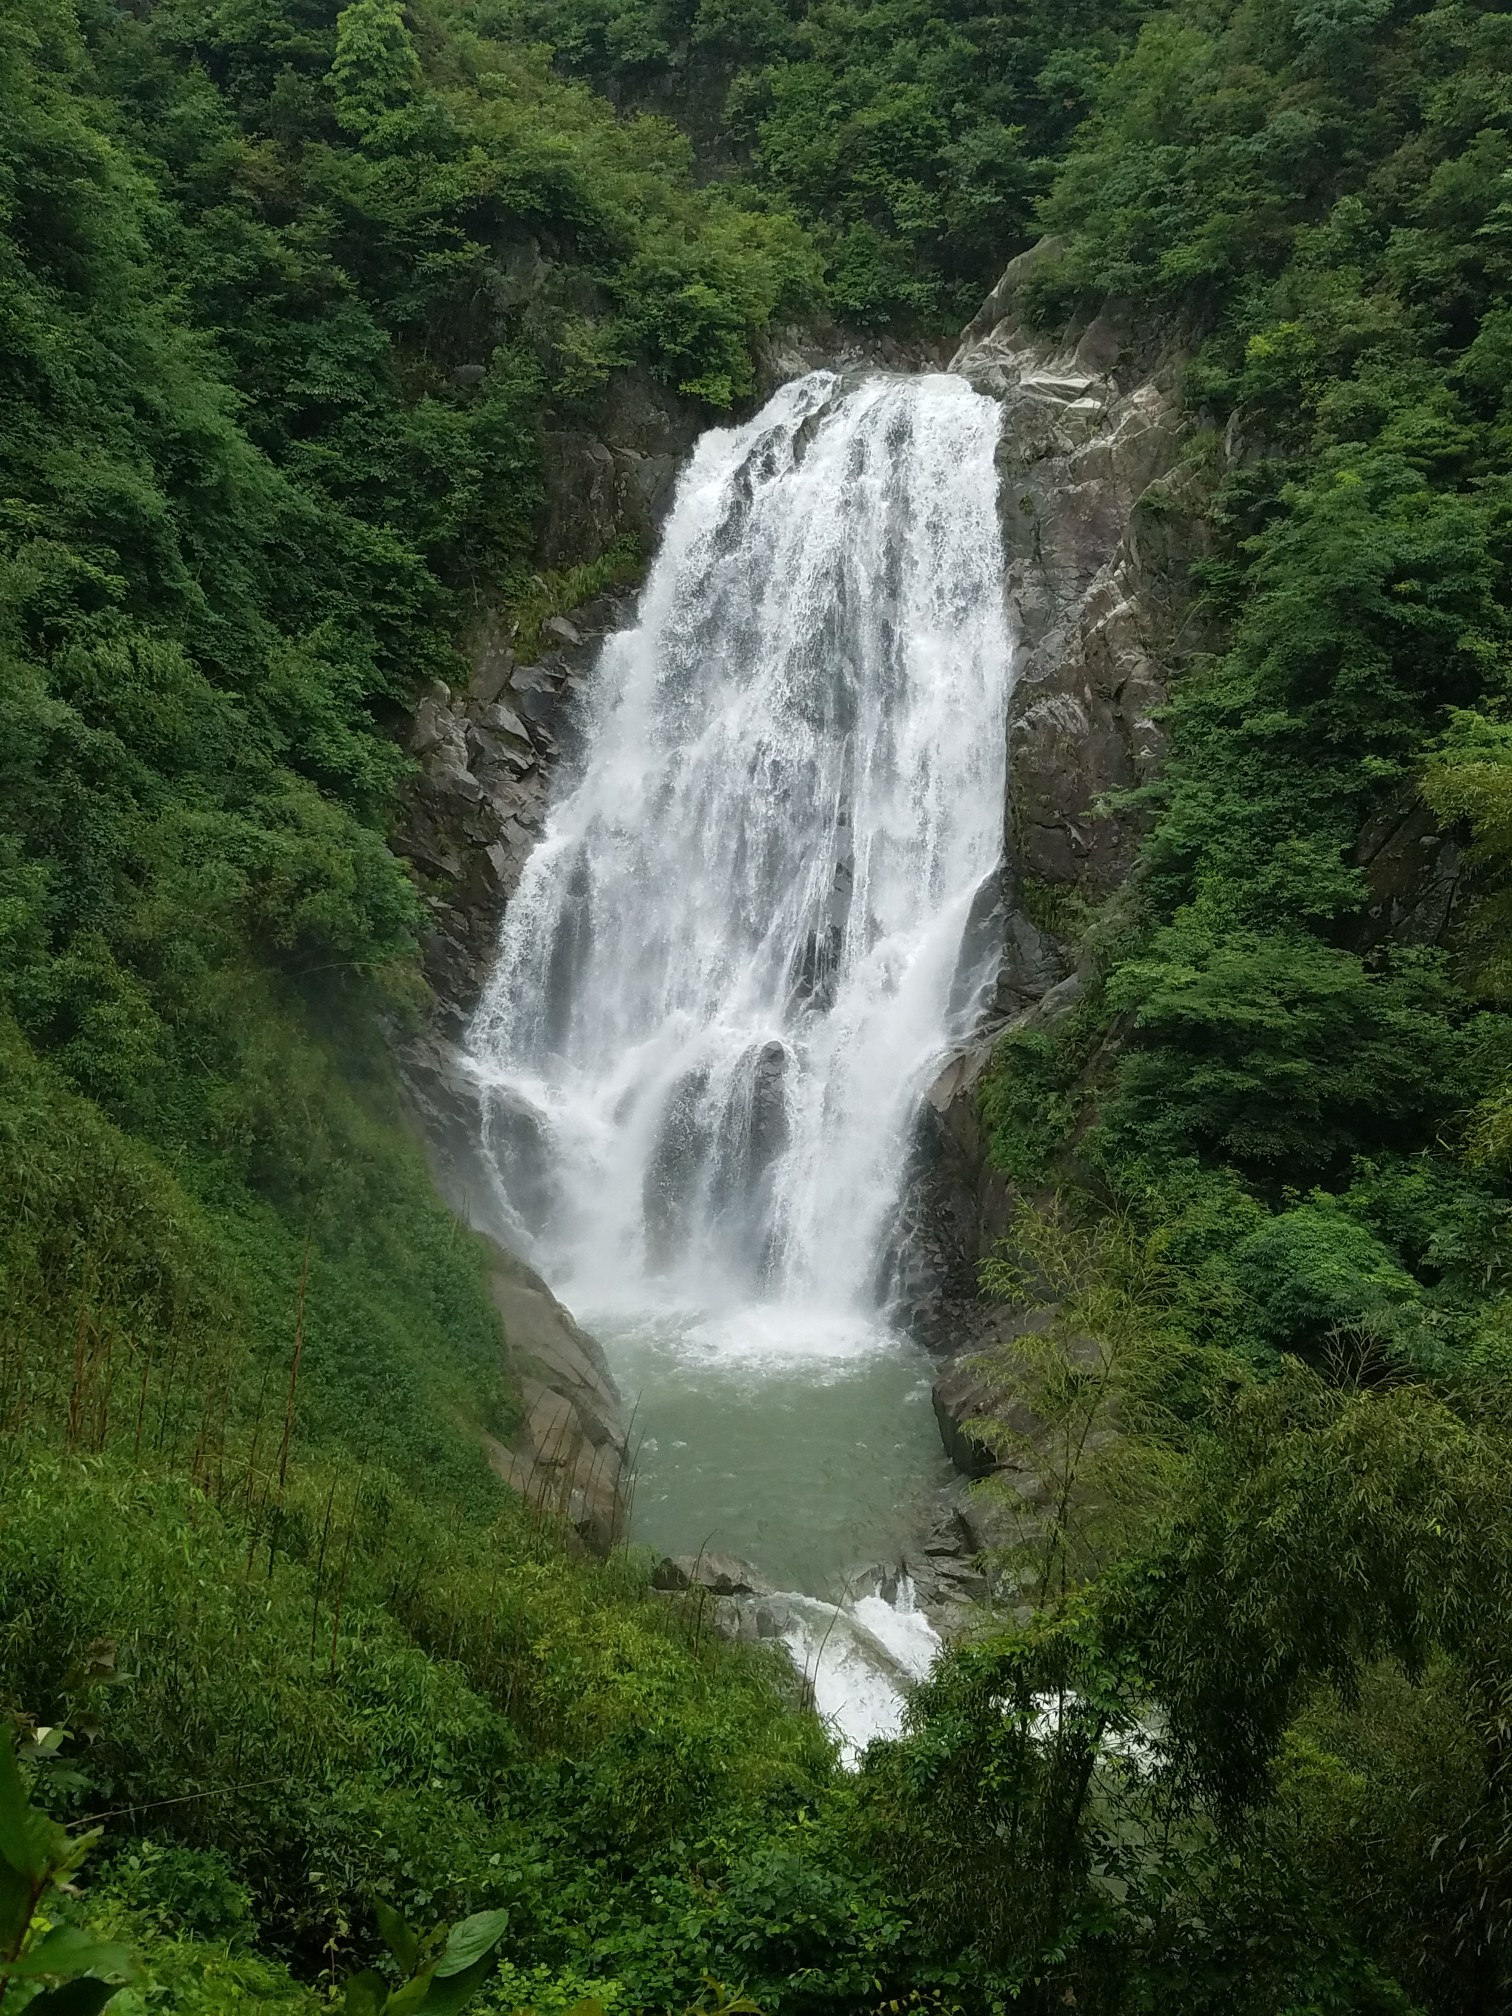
[469,368,1010,1351]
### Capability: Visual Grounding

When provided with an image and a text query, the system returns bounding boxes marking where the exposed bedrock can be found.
[889,243,1199,1358]
[395,591,633,1029]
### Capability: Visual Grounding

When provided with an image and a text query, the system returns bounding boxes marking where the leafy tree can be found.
[330,0,424,139]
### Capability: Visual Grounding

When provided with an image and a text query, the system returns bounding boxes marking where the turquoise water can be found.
[590,1305,953,1595]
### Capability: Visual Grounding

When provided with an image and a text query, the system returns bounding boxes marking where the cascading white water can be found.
[468,368,1011,1753]
[470,369,1010,1316]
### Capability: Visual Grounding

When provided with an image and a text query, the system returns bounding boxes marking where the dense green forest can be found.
[506,0,1140,321]
[5,0,1512,2008]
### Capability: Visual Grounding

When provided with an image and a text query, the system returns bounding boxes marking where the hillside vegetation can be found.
[506,0,1142,322]
[5,0,1512,2010]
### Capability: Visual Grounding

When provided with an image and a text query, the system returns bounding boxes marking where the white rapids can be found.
[468,367,1011,1757]
[782,1579,945,1764]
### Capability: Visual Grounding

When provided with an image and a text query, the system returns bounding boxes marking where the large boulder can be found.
[651,1552,776,1598]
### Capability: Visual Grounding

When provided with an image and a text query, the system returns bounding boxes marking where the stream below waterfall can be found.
[468,366,1010,1755]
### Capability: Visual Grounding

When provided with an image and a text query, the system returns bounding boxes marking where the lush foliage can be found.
[965,0,1512,2004]
[507,0,1142,322]
[981,0,1512,1374]
[11,0,1512,2008]
[0,5,844,2008]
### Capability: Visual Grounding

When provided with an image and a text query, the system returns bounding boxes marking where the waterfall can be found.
[467,366,1009,1756]
[469,369,1011,1328]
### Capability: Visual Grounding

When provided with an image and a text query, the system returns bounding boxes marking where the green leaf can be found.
[384,1967,437,2016]
[0,1735,46,1880]
[0,1855,32,1955]
[434,1909,508,1978]
[374,1897,420,1976]
[3,1926,133,1980]
[417,1951,495,2016]
[345,1967,388,2016]
[21,1981,119,2016]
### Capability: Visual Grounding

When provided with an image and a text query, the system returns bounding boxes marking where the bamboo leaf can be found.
[2,1926,133,1980]
[20,1980,120,2016]
[384,1967,437,2016]
[0,1857,32,1955]
[345,1967,388,2016]
[417,1951,494,2016]
[373,1897,420,1975]
[0,1735,46,1880]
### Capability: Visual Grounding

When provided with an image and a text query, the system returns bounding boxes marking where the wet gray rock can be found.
[394,592,634,1026]
[651,1552,776,1598]
[894,1505,991,1613]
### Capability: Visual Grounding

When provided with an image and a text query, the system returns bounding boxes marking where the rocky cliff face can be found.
[956,268,1184,922]
[891,242,1201,1355]
[396,592,631,1028]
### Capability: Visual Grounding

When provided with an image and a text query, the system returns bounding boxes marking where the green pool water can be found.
[588,1302,954,1596]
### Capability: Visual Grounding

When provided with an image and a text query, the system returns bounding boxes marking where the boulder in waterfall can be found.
[747,1040,789,1171]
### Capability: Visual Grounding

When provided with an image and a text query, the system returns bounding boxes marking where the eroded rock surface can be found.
[396,592,634,1029]
[486,1242,628,1554]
